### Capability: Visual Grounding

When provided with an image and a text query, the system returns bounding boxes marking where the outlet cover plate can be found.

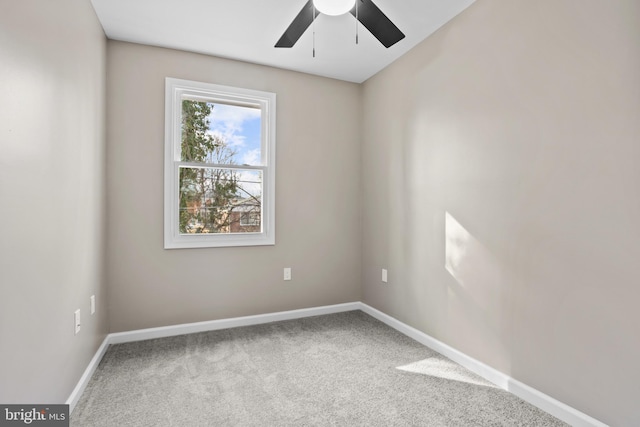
[74,309,81,335]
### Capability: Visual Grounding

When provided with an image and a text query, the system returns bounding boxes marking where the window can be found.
[240,212,261,227]
[164,78,276,248]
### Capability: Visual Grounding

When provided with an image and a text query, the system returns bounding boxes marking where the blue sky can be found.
[207,103,262,166]
[206,103,263,198]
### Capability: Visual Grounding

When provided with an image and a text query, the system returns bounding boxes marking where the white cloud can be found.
[208,103,260,149]
[241,148,261,166]
[207,129,246,149]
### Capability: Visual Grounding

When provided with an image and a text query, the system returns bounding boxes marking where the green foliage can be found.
[181,101,219,162]
[178,100,240,234]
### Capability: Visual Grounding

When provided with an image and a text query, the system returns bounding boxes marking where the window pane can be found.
[179,166,262,234]
[181,100,262,166]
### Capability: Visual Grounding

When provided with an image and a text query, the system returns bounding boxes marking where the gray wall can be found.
[0,0,108,403]
[361,1,640,425]
[106,42,362,332]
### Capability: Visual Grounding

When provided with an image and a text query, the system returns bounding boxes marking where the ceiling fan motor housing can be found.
[313,0,356,16]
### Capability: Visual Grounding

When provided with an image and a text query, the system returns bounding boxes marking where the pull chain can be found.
[355,0,359,44]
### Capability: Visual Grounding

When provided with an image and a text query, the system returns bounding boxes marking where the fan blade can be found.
[275,0,316,48]
[351,0,405,48]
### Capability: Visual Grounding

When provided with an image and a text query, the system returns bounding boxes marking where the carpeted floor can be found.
[71,311,567,426]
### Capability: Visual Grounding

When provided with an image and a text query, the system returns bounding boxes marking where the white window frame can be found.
[164,78,276,249]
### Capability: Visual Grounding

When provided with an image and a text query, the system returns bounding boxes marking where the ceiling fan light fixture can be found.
[313,0,356,16]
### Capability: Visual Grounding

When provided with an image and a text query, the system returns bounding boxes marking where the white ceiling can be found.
[90,0,475,83]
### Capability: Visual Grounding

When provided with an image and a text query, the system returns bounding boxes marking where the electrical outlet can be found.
[74,309,81,335]
[284,267,292,281]
[382,269,388,283]
[90,295,96,315]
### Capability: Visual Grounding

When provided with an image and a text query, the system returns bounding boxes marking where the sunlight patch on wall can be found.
[445,211,472,286]
[443,211,512,372]
[397,357,497,388]
[444,211,504,294]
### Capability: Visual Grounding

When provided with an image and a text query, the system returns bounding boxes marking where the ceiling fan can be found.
[275,0,405,49]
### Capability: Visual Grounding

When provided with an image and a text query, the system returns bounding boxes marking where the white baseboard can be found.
[357,303,511,389]
[357,302,608,427]
[507,378,607,427]
[66,336,110,413]
[108,302,361,344]
[67,301,608,426]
